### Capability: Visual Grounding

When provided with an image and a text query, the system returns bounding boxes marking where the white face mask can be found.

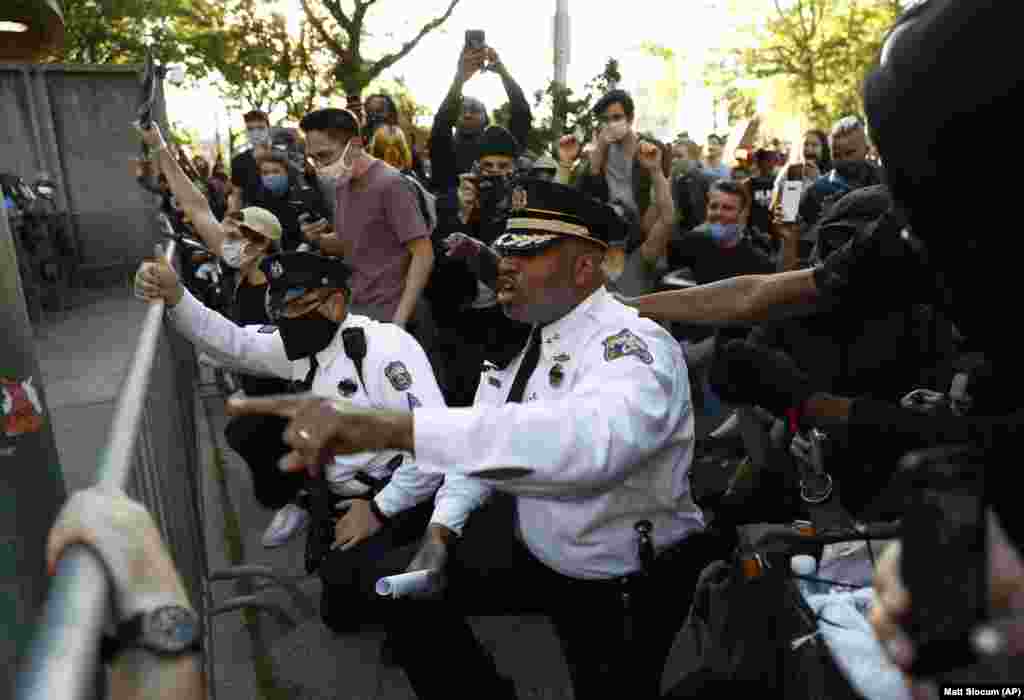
[221,239,248,269]
[316,140,353,189]
[607,121,630,143]
[248,128,270,146]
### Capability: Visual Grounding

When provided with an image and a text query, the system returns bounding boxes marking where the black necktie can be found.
[296,354,319,392]
[502,325,543,538]
[506,325,543,404]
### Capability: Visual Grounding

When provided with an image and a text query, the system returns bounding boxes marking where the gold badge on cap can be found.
[511,187,528,211]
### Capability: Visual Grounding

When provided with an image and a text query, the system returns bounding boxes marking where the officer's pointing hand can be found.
[225,393,413,477]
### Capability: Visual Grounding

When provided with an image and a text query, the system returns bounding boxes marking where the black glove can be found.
[708,340,817,418]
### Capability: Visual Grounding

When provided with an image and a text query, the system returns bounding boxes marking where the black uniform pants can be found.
[319,493,719,699]
[223,413,305,510]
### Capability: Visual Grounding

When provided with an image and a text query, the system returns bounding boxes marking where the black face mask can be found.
[276,313,341,361]
[831,159,881,189]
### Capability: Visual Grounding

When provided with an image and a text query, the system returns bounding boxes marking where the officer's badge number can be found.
[603,329,653,365]
[385,361,414,391]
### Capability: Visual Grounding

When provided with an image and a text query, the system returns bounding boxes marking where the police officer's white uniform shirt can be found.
[166,287,481,533]
[416,285,705,580]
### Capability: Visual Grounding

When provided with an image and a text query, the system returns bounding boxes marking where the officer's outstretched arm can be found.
[166,287,292,380]
[625,268,819,325]
[411,324,690,497]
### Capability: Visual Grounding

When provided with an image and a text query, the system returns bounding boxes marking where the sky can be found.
[165,0,751,145]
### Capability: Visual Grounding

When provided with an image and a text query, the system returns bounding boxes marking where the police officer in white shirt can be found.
[225,178,721,699]
[133,250,481,630]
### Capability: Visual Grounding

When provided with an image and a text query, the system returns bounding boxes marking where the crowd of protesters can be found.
[45,4,1024,698]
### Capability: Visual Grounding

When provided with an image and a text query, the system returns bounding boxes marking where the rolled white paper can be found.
[375,570,435,599]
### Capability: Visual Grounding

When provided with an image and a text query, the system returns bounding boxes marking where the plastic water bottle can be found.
[791,555,823,598]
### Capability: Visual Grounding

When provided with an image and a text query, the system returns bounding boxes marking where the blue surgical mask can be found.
[262,174,289,196]
[708,222,742,245]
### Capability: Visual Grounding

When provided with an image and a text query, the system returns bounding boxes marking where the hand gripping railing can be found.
[16,217,200,700]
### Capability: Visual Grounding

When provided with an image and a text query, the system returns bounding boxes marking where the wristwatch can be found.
[100,604,202,663]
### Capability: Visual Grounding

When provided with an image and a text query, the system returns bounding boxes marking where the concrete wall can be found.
[0,63,168,279]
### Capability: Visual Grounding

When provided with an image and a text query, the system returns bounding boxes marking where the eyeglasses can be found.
[596,114,627,126]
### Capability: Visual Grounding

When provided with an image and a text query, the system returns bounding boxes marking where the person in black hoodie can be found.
[429,44,531,197]
[426,126,531,406]
[746,185,957,515]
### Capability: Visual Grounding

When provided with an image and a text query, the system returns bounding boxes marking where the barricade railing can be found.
[15,227,213,700]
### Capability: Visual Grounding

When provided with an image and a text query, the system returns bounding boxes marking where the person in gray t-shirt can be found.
[299,108,434,329]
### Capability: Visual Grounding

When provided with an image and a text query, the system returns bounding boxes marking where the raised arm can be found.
[137,122,227,256]
[430,48,485,191]
[637,142,675,264]
[489,49,532,151]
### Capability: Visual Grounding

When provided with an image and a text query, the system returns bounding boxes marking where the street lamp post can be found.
[551,0,570,147]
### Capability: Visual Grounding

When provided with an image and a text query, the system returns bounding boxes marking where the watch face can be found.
[145,606,200,654]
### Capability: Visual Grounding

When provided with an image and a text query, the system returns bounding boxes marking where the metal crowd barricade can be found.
[15,230,214,700]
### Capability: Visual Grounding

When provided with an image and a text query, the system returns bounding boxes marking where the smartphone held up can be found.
[780,179,804,224]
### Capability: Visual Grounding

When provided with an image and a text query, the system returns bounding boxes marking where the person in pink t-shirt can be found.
[299,108,435,329]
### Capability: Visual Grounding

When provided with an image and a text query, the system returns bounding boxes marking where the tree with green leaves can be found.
[298,0,463,97]
[497,58,622,158]
[186,0,338,121]
[48,0,214,66]
[736,0,905,126]
[703,53,758,126]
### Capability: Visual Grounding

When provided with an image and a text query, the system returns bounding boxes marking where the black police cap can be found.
[492,177,626,256]
[260,251,353,291]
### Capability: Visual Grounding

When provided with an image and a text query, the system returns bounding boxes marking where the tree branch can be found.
[299,0,347,55]
[321,0,353,34]
[365,0,460,79]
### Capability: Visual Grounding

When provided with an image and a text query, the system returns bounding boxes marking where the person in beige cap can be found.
[137,121,306,548]
[135,121,282,286]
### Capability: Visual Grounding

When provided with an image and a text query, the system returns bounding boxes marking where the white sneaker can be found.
[262,503,310,548]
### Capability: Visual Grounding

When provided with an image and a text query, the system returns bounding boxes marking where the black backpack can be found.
[666,556,862,700]
[400,171,437,233]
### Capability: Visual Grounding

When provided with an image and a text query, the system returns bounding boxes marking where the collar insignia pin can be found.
[549,364,565,387]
